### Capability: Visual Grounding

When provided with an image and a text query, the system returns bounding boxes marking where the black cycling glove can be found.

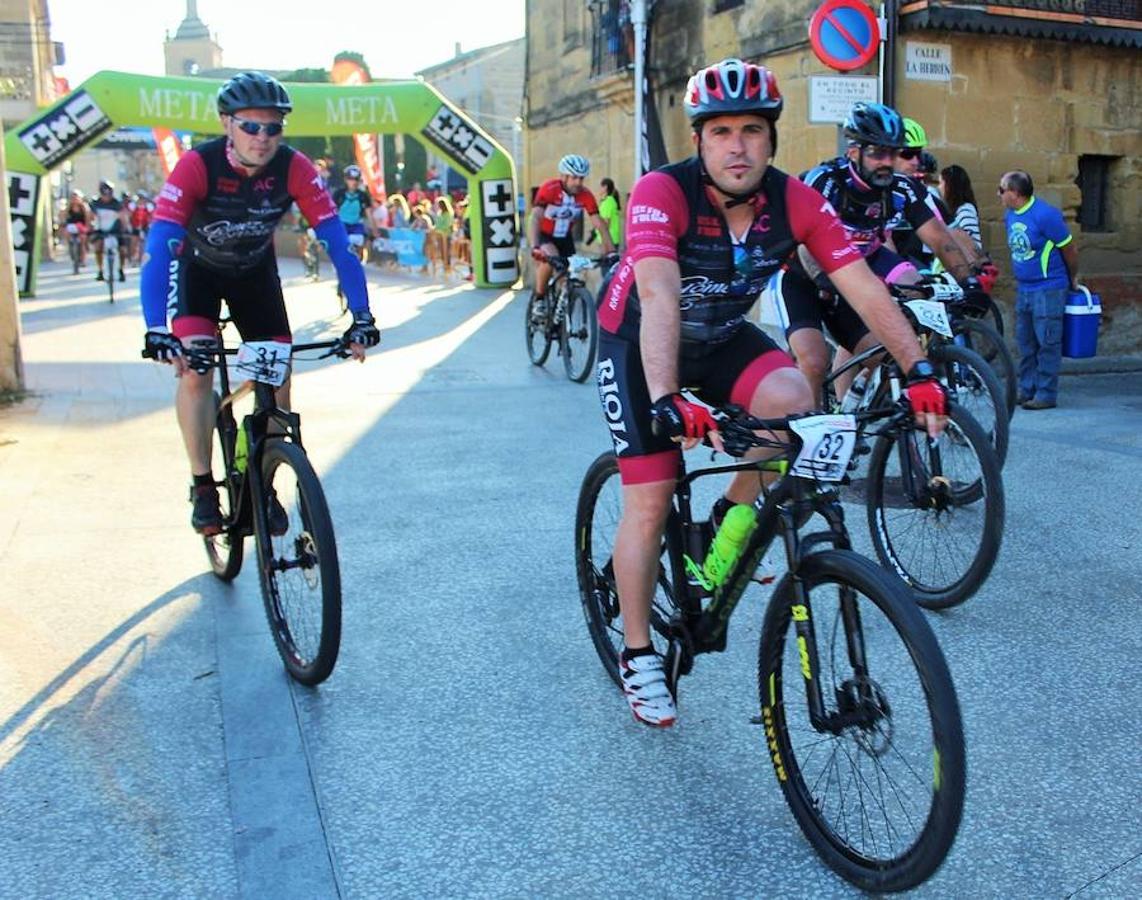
[343,310,380,348]
[143,329,184,363]
[957,275,992,316]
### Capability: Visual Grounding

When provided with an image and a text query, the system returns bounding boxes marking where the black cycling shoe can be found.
[190,485,224,535]
[118,270,126,282]
[266,492,290,537]
[95,271,105,282]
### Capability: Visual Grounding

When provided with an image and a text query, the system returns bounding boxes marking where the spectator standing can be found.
[1000,170,1079,410]
[591,177,623,249]
[939,164,983,253]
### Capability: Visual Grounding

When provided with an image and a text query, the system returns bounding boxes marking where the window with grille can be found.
[1076,155,1116,232]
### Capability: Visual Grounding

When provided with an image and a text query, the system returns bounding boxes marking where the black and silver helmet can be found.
[217,71,292,115]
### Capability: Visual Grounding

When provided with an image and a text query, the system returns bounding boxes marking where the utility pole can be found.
[0,121,26,392]
[631,0,649,186]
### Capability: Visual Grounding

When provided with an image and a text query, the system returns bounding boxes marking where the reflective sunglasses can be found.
[231,115,284,137]
[862,145,897,161]
[898,148,922,160]
[730,243,755,294]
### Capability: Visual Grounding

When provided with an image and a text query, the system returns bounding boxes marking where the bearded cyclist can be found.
[596,59,948,728]
[527,154,617,316]
[139,71,380,534]
[782,101,991,403]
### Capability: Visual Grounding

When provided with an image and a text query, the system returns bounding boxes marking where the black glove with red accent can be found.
[957,275,992,317]
[974,262,999,294]
[650,393,718,441]
[903,360,948,417]
[143,329,184,364]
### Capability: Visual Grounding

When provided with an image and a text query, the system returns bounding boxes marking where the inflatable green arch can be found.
[4,71,520,296]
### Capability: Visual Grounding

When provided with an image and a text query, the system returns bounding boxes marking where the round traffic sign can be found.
[809,0,880,72]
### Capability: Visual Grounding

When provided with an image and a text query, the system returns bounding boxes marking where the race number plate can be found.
[236,341,292,386]
[905,299,953,337]
[790,414,858,482]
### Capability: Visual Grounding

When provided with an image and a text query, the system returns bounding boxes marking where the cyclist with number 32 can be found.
[139,71,381,535]
[594,58,949,727]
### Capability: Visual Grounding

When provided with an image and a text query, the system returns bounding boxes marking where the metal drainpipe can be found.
[883,0,897,107]
[631,0,648,185]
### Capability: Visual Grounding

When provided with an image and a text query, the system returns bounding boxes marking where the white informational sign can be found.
[904,300,954,338]
[808,76,880,124]
[904,42,952,82]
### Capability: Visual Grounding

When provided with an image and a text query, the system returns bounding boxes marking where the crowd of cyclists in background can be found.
[55,162,476,283]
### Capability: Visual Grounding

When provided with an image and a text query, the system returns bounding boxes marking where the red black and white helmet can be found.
[684,58,783,129]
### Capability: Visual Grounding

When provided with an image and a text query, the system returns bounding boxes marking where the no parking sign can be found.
[809,0,881,72]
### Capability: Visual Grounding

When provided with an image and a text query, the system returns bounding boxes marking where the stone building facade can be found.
[524,0,1141,350]
[416,39,526,193]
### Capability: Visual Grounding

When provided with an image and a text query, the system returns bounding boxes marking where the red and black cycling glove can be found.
[902,360,948,417]
[650,393,718,441]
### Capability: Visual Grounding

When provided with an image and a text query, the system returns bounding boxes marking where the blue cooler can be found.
[1063,286,1101,358]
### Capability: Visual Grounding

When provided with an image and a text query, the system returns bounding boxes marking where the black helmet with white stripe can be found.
[217,71,293,115]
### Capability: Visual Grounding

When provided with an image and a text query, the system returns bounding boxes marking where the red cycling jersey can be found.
[534,177,599,239]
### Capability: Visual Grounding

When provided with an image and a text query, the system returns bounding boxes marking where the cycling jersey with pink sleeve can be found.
[534,178,600,239]
[153,137,336,273]
[598,157,860,348]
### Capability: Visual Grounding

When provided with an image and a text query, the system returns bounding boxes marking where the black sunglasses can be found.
[898,148,922,160]
[231,115,284,137]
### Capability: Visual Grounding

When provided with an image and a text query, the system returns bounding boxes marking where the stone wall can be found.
[524,1,1141,350]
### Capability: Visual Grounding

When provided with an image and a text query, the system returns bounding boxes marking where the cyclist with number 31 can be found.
[139,71,381,535]
[594,58,949,728]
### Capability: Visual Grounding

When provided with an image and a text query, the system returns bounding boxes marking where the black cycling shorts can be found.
[540,233,576,260]
[170,254,290,342]
[777,247,918,352]
[596,323,796,485]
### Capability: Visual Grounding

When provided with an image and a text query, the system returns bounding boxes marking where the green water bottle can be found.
[234,426,248,474]
[702,504,757,588]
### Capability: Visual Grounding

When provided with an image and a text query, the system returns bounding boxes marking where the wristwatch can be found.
[906,360,937,384]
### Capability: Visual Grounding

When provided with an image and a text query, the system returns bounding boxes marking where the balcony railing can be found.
[588,0,634,79]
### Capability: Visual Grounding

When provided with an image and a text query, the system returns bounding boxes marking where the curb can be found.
[1060,355,1142,375]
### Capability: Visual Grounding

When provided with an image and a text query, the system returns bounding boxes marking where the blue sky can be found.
[49,0,525,85]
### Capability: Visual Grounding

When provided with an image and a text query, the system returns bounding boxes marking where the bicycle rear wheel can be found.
[254,441,341,685]
[575,451,681,687]
[525,291,553,366]
[561,283,598,382]
[866,402,1004,608]
[930,343,1008,467]
[954,318,1016,421]
[757,549,965,892]
[205,392,244,580]
[69,237,81,274]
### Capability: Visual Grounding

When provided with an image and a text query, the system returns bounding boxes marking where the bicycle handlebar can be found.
[141,337,351,370]
[705,404,911,459]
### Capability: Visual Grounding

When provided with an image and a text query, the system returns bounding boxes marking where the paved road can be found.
[1,259,1139,898]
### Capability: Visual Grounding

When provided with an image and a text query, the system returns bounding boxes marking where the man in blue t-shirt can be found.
[1000,170,1079,410]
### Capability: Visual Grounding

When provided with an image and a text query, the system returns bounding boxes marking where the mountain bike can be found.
[97,233,120,303]
[824,339,1005,607]
[147,328,349,684]
[576,404,966,892]
[65,224,83,274]
[525,253,611,383]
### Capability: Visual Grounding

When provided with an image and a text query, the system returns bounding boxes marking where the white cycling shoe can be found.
[620,650,677,728]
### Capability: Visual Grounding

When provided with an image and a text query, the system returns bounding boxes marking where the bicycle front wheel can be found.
[866,402,1004,608]
[757,550,965,893]
[954,318,1016,421]
[561,283,598,382]
[930,343,1008,467]
[525,291,553,366]
[205,392,244,581]
[254,441,341,685]
[105,247,116,303]
[575,451,682,687]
